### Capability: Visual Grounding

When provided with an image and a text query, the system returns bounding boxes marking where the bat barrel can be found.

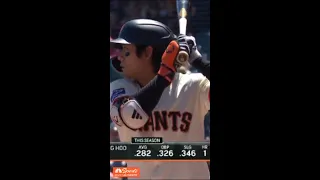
[179,18,187,35]
[176,0,189,18]
[176,0,190,73]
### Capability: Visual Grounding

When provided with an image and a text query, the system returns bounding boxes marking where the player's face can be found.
[117,44,153,79]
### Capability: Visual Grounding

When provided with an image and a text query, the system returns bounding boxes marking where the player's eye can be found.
[124,52,130,57]
[120,46,130,57]
[121,49,130,57]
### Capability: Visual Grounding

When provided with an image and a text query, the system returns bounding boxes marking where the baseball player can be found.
[110,19,210,179]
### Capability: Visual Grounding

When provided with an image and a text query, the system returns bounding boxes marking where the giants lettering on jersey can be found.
[133,111,192,132]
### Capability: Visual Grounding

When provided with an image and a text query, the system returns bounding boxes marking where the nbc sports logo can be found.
[114,168,122,173]
[112,167,140,178]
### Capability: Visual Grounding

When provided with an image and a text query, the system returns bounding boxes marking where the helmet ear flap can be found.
[111,56,123,73]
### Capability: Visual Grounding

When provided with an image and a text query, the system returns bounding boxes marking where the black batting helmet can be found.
[110,19,176,73]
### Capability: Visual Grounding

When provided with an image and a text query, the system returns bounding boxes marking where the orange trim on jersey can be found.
[110,160,210,162]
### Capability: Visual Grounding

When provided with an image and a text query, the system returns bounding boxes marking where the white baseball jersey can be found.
[110,73,210,179]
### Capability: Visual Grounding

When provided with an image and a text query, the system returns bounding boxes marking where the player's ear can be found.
[144,46,153,60]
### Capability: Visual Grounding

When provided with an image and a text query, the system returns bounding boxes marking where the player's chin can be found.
[121,70,134,79]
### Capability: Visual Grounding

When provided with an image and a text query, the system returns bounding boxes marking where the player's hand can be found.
[158,40,180,82]
[177,34,202,64]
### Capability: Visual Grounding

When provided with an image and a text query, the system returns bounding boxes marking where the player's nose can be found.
[112,49,124,62]
[117,55,124,62]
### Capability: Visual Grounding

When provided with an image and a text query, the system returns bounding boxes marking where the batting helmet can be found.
[110,19,176,73]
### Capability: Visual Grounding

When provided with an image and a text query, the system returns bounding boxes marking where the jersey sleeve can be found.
[191,73,210,112]
[199,76,210,110]
[110,79,138,106]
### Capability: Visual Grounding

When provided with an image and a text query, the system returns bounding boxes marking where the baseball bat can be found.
[176,0,190,74]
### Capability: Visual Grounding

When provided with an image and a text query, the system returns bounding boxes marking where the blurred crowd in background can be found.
[110,0,210,178]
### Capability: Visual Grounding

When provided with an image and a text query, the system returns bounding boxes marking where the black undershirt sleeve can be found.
[130,75,171,116]
[192,57,210,81]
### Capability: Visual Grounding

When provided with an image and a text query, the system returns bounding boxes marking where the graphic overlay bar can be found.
[110,142,210,161]
[131,137,163,144]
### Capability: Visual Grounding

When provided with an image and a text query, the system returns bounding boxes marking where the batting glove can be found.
[157,40,180,82]
[177,34,202,64]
